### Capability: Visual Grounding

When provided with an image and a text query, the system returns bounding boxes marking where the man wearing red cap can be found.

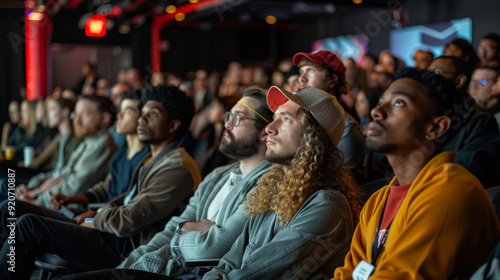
[293,50,366,177]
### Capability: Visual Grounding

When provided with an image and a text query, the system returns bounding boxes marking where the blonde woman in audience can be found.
[1,100,20,153]
[2,100,50,162]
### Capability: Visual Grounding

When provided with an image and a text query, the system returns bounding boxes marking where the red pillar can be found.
[25,7,52,100]
[151,15,162,73]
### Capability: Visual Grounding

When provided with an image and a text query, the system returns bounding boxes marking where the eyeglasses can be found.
[430,68,456,76]
[469,79,495,87]
[478,45,496,52]
[70,111,98,120]
[225,112,257,127]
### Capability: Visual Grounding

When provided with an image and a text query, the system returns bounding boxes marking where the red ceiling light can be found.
[85,15,106,37]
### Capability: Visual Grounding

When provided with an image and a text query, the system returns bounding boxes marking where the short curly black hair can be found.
[394,67,464,117]
[142,85,195,141]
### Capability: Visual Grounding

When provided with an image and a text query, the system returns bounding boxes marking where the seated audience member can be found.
[109,82,132,147]
[82,84,96,95]
[62,88,78,103]
[294,50,366,173]
[0,85,202,280]
[2,99,50,162]
[444,38,480,71]
[95,78,111,97]
[469,67,499,109]
[24,98,81,171]
[283,65,301,92]
[271,69,285,88]
[334,68,500,279]
[378,50,405,71]
[489,75,500,129]
[428,55,471,92]
[429,57,500,188]
[0,91,147,225]
[23,97,60,168]
[35,98,49,129]
[369,64,395,92]
[413,50,434,69]
[360,53,378,76]
[203,86,361,279]
[14,95,117,207]
[0,98,81,197]
[344,58,369,98]
[1,100,20,152]
[193,68,210,111]
[151,72,166,86]
[49,90,149,220]
[61,87,274,280]
[355,90,383,133]
[478,33,500,67]
[75,62,98,95]
[126,68,144,89]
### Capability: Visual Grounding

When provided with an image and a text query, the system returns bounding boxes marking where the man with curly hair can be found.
[334,68,500,279]
[203,86,362,279]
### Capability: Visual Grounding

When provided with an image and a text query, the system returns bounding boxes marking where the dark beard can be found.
[219,130,259,160]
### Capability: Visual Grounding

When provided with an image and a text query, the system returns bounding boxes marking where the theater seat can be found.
[184,258,221,277]
[34,253,81,280]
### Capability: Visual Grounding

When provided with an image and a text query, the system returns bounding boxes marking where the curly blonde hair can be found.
[246,109,362,226]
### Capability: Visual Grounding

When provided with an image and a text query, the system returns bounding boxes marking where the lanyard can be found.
[370,191,407,265]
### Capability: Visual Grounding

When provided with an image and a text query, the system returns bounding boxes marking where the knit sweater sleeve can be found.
[204,190,354,280]
[177,204,249,259]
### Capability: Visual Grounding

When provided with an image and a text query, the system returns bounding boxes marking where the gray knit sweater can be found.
[117,159,271,276]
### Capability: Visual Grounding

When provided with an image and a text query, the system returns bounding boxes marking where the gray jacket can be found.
[29,130,117,207]
[118,160,271,276]
[204,188,354,280]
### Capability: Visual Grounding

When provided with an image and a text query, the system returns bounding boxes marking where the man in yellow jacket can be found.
[334,67,500,280]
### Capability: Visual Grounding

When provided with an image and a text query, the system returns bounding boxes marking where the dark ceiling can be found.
[1,0,411,27]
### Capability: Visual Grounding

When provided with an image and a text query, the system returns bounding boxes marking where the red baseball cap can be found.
[293,50,346,81]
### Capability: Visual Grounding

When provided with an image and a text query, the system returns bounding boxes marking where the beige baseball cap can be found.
[267,86,345,146]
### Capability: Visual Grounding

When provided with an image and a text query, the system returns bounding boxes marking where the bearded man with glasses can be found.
[61,86,274,280]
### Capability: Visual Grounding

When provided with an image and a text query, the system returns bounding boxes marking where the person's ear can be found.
[168,120,181,134]
[61,107,70,119]
[426,116,451,141]
[259,128,268,143]
[329,73,339,89]
[100,112,112,129]
[454,74,467,90]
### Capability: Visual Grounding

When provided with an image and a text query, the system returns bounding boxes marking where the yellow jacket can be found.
[334,152,500,280]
